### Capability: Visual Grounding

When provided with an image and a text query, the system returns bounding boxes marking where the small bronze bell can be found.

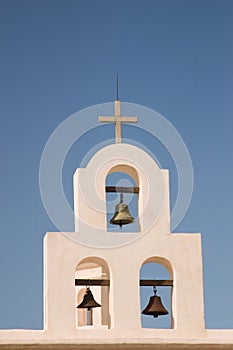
[77,287,101,311]
[110,193,135,228]
[142,287,168,318]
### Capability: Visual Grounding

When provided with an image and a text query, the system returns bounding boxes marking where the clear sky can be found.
[0,0,233,330]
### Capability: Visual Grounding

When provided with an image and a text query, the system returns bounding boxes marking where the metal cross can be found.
[98,100,138,143]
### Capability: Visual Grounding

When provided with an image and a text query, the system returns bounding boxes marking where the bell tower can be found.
[43,97,205,340]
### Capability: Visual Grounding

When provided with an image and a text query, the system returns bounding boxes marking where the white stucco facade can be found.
[0,142,233,349]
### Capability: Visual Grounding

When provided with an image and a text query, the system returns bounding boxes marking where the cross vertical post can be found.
[98,99,138,143]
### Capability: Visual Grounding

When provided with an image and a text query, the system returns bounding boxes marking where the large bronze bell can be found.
[142,287,168,318]
[110,193,135,228]
[77,287,101,311]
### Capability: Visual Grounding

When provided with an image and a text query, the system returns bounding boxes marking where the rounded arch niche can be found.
[75,257,111,329]
[140,257,174,329]
[106,165,140,232]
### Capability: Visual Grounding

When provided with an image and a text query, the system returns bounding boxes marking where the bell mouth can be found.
[110,219,135,228]
[142,311,167,317]
[110,216,135,228]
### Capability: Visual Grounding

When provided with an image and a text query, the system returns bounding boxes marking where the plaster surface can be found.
[0,143,233,348]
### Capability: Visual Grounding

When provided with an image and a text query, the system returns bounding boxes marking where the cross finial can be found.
[98,76,138,143]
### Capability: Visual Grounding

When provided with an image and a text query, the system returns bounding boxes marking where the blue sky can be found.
[0,0,233,329]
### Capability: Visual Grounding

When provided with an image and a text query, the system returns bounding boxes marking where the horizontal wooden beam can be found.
[75,279,173,287]
[75,279,110,286]
[140,279,173,287]
[106,186,139,194]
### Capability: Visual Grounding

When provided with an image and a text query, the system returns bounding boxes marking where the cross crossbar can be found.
[98,100,138,143]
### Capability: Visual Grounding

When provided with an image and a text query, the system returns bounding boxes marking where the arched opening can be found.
[140,258,173,329]
[75,257,110,329]
[106,165,139,232]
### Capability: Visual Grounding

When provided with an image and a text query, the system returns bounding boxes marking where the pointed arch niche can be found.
[140,258,174,329]
[106,165,139,232]
[75,257,111,329]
